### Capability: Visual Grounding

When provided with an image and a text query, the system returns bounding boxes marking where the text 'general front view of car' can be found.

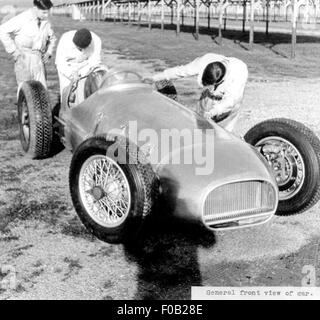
[16,66,320,244]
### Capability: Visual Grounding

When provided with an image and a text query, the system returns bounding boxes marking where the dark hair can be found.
[73,29,93,49]
[33,0,53,10]
[201,62,226,86]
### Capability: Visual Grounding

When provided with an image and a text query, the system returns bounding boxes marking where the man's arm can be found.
[78,35,102,77]
[88,35,101,66]
[152,56,202,82]
[55,35,76,79]
[0,14,22,56]
[46,22,57,57]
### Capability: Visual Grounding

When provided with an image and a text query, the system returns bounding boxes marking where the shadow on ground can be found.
[123,177,216,300]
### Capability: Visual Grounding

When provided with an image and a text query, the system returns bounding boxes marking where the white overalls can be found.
[152,53,249,132]
[0,8,56,91]
[55,30,102,96]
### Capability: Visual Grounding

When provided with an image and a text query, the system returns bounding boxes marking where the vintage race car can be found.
[17,66,320,244]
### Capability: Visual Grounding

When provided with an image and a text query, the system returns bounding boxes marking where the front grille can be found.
[203,181,276,227]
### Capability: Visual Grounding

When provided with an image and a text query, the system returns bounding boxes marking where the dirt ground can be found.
[1,16,320,300]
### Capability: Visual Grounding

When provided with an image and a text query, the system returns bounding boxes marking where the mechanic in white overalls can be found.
[0,0,56,91]
[147,53,248,132]
[55,28,102,97]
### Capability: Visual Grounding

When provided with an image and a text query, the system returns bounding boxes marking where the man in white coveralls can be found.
[55,28,102,96]
[146,53,248,132]
[0,0,56,90]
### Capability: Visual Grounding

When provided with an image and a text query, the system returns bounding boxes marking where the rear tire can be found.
[17,81,53,159]
[245,118,320,215]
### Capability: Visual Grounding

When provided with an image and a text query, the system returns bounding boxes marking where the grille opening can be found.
[207,215,273,230]
[203,180,277,229]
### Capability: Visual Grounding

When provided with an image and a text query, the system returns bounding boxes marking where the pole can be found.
[266,0,269,35]
[195,0,200,40]
[177,0,181,35]
[207,3,210,29]
[161,0,165,31]
[128,3,132,25]
[148,0,152,30]
[291,0,297,58]
[98,0,101,22]
[218,1,224,44]
[138,1,142,28]
[242,0,246,32]
[249,0,254,48]
[102,0,105,20]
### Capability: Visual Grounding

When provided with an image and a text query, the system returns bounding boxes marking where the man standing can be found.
[55,28,102,96]
[0,0,56,90]
[147,53,248,132]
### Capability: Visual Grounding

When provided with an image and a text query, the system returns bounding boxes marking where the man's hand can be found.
[12,50,24,62]
[201,87,215,100]
[142,76,154,84]
[42,52,52,64]
[71,70,80,81]
[204,109,219,120]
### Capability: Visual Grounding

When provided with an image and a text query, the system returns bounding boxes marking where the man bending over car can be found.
[55,28,102,96]
[145,53,248,132]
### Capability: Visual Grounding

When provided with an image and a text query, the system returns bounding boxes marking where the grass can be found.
[62,257,83,281]
[60,218,96,241]
[0,235,20,242]
[30,268,45,279]
[0,193,70,232]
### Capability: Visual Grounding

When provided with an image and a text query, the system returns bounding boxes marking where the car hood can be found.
[69,84,212,146]
[70,82,276,186]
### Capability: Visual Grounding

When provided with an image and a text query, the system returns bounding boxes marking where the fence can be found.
[52,0,320,57]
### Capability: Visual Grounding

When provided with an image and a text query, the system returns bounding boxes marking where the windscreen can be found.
[100,70,143,88]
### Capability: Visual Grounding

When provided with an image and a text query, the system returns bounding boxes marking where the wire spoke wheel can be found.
[70,137,158,243]
[256,136,305,201]
[79,155,131,228]
[245,118,320,215]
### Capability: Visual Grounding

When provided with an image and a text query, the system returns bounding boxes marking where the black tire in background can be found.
[17,81,53,159]
[245,118,320,215]
[69,136,159,244]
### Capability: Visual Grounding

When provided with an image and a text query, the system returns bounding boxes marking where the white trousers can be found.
[57,71,71,97]
[15,51,46,89]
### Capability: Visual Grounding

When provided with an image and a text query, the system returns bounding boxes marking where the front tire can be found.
[245,118,320,215]
[17,81,53,159]
[69,136,159,244]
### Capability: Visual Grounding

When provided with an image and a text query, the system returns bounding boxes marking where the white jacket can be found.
[0,8,56,56]
[152,53,248,116]
[55,30,102,80]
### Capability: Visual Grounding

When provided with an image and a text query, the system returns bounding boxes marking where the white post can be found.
[195,0,200,40]
[148,0,152,30]
[291,0,298,58]
[129,2,132,24]
[161,0,165,31]
[249,0,255,48]
[177,0,181,34]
